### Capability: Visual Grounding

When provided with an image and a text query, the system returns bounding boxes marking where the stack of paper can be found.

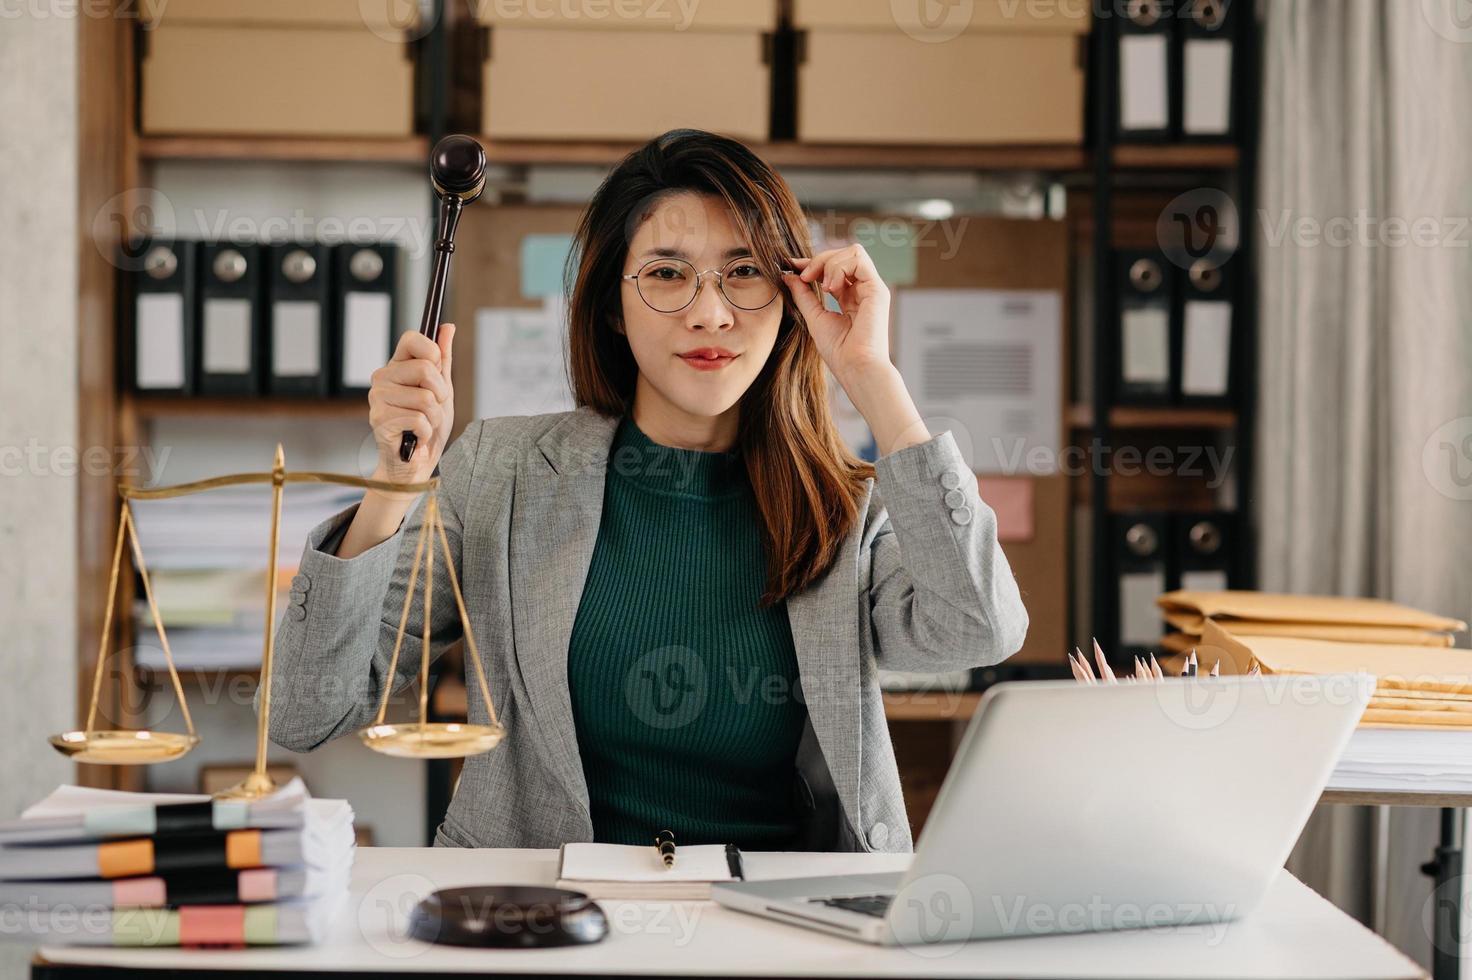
[1203,621,1472,729]
[1333,727,1472,792]
[1157,590,1465,660]
[0,778,353,947]
[129,485,360,670]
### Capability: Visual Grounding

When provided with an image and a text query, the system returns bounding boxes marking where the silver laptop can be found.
[712,673,1372,946]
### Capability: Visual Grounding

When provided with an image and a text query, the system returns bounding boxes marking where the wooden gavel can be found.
[399,135,487,464]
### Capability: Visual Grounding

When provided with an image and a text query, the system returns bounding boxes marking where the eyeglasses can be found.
[622,256,783,314]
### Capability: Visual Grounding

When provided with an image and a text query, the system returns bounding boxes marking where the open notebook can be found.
[555,842,744,900]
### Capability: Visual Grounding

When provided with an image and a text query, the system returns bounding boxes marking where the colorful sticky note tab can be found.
[520,234,575,299]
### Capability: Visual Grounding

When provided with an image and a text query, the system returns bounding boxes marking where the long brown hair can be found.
[565,128,874,606]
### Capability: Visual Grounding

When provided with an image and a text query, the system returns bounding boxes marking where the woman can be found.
[265,129,1028,853]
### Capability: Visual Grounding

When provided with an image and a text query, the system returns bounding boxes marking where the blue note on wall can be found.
[854,230,918,287]
[520,234,575,299]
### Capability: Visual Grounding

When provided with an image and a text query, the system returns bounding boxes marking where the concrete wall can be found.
[0,8,79,977]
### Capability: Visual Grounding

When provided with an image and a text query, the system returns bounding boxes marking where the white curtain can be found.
[1257,0,1472,968]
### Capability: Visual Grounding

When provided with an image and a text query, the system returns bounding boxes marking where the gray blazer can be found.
[262,407,1028,852]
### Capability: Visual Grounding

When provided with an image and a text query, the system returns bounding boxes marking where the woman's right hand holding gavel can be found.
[336,324,456,559]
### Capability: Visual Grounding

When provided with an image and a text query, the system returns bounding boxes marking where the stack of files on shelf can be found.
[1157,589,1465,657]
[129,484,362,670]
[1333,727,1472,794]
[1201,619,1472,729]
[0,778,354,947]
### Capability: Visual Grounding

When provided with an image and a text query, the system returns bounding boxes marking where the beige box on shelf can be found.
[792,0,1089,145]
[140,0,421,138]
[476,0,776,142]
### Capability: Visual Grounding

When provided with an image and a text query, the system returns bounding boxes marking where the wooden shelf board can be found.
[1111,144,1240,170]
[139,134,429,164]
[484,140,1242,173]
[882,690,983,722]
[128,395,366,421]
[134,134,1237,174]
[479,139,1090,171]
[432,679,982,724]
[1069,404,1238,430]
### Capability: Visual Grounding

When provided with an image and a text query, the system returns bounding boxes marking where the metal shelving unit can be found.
[1087,8,1258,670]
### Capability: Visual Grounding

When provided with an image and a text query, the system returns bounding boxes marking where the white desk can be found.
[1321,727,1472,980]
[34,847,1423,979]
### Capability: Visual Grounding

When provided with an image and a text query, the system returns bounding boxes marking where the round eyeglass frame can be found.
[621,256,785,314]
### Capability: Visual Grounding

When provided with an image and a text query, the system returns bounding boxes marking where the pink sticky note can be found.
[113,876,166,908]
[976,476,1035,542]
[237,868,277,903]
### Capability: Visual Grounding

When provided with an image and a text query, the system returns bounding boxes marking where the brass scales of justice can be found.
[49,444,507,801]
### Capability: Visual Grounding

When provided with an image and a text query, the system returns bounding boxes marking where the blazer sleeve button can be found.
[939,469,963,490]
[950,506,973,526]
[944,489,965,509]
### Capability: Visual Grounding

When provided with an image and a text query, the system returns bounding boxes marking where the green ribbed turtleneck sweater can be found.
[566,414,807,849]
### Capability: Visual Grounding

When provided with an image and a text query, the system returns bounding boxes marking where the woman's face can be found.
[618,191,784,429]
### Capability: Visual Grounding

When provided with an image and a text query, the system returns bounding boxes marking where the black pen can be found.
[655,829,676,868]
[725,842,745,881]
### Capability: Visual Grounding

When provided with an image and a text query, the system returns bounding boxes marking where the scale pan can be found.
[48,730,199,765]
[359,722,506,759]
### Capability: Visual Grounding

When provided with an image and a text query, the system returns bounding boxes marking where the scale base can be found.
[213,770,280,801]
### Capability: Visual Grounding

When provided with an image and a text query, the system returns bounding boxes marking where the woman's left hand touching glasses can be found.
[781,244,931,457]
[782,244,892,388]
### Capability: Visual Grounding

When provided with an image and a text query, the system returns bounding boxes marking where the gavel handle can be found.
[398,201,462,463]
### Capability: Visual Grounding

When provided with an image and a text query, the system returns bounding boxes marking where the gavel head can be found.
[429,135,487,205]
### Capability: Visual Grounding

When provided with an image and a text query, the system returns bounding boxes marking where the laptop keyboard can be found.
[811,894,894,918]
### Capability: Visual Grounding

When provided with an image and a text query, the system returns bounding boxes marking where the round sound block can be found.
[408,886,608,948]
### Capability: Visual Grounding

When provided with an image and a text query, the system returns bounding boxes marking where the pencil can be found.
[1068,650,1093,684]
[1092,639,1117,683]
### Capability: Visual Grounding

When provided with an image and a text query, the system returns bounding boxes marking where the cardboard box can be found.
[477,2,776,141]
[792,0,1088,145]
[140,0,420,137]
